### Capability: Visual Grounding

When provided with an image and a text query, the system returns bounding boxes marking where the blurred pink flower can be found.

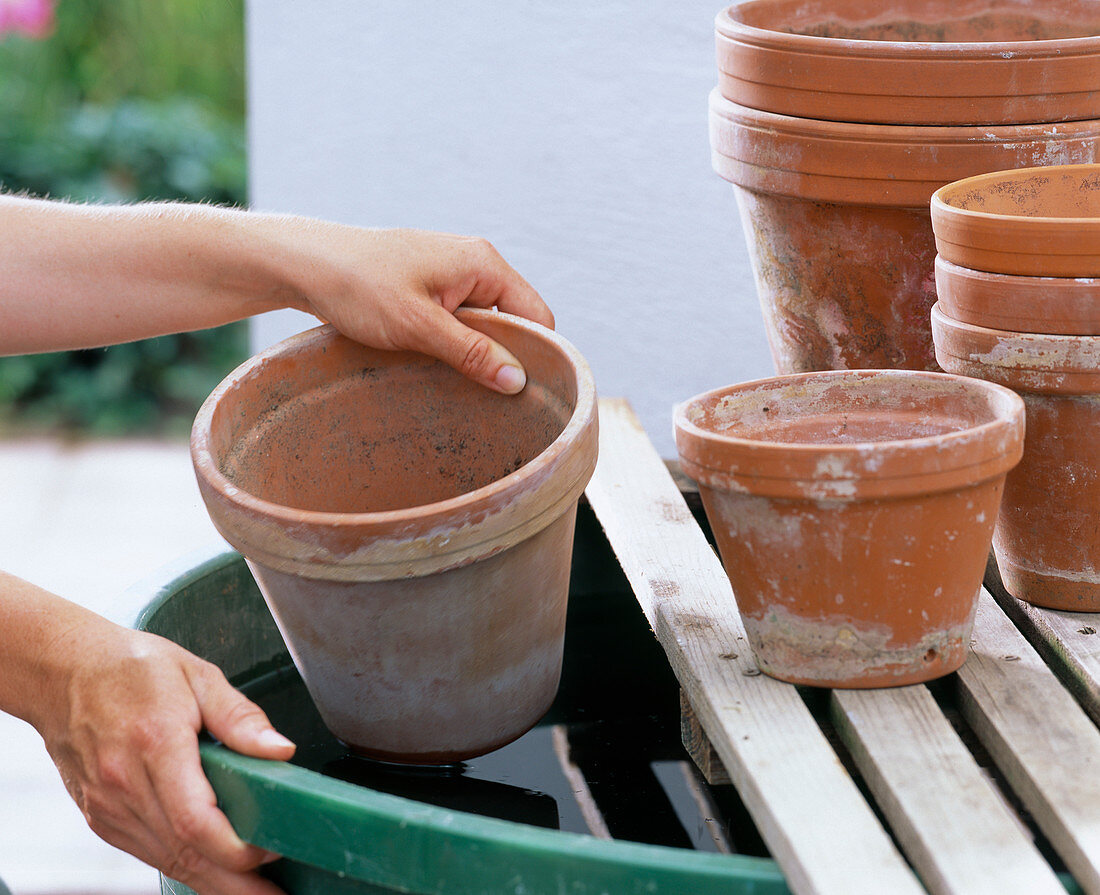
[0,0,55,39]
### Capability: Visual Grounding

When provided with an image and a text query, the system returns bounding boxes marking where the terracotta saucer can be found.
[931,164,1100,277]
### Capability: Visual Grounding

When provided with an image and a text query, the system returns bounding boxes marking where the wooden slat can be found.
[677,760,734,854]
[831,684,1064,895]
[585,398,923,895]
[681,692,732,786]
[958,591,1100,895]
[551,725,612,840]
[986,562,1100,726]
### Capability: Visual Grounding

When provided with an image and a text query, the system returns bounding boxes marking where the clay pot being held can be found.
[710,91,1100,374]
[932,302,1100,611]
[674,369,1024,688]
[931,164,1100,277]
[191,310,598,763]
[716,0,1100,126]
[934,256,1100,336]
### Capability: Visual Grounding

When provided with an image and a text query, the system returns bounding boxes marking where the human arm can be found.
[0,570,294,895]
[0,195,556,892]
[0,196,553,393]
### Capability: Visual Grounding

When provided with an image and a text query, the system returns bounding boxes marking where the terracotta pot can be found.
[709,90,1100,373]
[191,310,599,762]
[673,369,1024,688]
[931,164,1100,277]
[932,302,1100,611]
[935,255,1100,335]
[716,0,1100,126]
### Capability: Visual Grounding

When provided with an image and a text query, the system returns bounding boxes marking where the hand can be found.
[0,199,555,393]
[284,226,555,394]
[35,620,295,895]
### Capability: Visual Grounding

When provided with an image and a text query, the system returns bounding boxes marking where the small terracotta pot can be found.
[673,369,1024,688]
[931,164,1100,277]
[191,310,599,762]
[709,90,1100,373]
[716,0,1100,126]
[932,302,1100,611]
[935,255,1100,335]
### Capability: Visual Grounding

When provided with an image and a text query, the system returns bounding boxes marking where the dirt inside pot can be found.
[943,167,1100,219]
[216,342,575,514]
[690,376,1003,445]
[735,0,1100,43]
[732,410,976,444]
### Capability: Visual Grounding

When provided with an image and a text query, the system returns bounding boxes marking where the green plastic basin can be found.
[133,502,789,895]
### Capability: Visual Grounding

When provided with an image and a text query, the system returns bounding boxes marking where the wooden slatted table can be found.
[587,398,1100,895]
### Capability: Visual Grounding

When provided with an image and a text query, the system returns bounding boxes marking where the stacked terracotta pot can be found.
[930,164,1100,612]
[710,0,1100,374]
[675,1,1100,688]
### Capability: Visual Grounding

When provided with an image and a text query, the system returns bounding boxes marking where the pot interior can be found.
[733,0,1100,43]
[210,331,576,514]
[937,166,1100,220]
[686,372,1008,446]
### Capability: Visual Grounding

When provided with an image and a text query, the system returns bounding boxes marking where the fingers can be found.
[72,731,284,895]
[391,234,553,393]
[188,663,296,761]
[94,815,283,895]
[296,226,554,393]
[94,815,282,895]
[145,741,284,894]
[56,641,293,895]
[149,739,261,870]
[411,301,529,395]
[450,237,554,330]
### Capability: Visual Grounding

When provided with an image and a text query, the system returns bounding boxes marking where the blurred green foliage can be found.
[0,0,249,437]
[0,0,245,119]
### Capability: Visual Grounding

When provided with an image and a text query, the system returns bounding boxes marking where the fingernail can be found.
[258,728,296,751]
[494,364,526,394]
[261,850,282,865]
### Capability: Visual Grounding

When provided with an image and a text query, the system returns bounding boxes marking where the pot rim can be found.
[934,255,1100,335]
[935,254,1100,288]
[191,309,598,535]
[710,91,1100,144]
[708,91,1100,207]
[717,1,1100,57]
[673,369,1024,498]
[714,2,1100,125]
[931,301,1100,392]
[932,164,1100,230]
[930,166,1100,274]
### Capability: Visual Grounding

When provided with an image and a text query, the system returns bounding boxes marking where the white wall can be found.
[246,1,772,457]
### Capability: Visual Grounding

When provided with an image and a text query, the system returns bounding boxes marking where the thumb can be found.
[192,666,296,761]
[414,305,528,395]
